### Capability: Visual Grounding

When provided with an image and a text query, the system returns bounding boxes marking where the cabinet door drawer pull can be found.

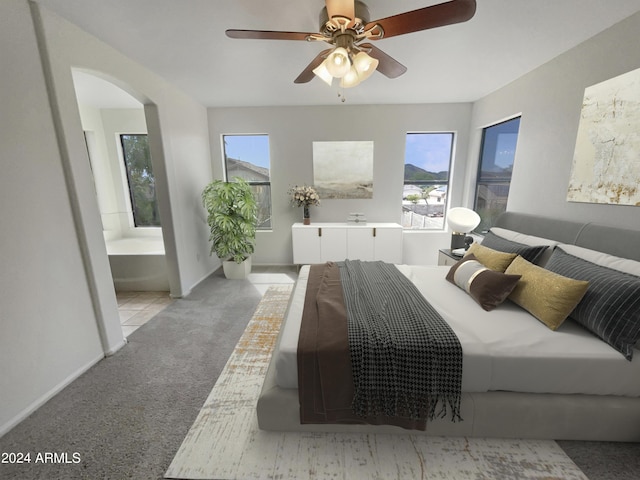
[373,228,376,237]
[318,228,322,237]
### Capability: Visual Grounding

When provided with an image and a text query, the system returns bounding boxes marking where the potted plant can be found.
[202,177,258,279]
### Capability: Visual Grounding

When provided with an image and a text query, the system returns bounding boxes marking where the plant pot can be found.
[222,256,252,279]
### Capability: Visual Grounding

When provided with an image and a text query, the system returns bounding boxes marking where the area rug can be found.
[165,284,588,480]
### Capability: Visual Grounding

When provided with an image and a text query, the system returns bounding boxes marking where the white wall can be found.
[0,0,105,436]
[79,106,152,237]
[468,11,640,229]
[208,103,473,266]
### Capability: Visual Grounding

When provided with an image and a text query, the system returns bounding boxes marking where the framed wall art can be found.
[567,66,640,206]
[312,141,374,199]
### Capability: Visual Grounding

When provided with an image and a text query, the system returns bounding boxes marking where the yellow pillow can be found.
[465,243,517,272]
[505,256,589,330]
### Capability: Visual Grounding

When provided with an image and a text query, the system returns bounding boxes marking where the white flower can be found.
[288,185,321,207]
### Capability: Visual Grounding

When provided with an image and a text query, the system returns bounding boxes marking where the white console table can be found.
[292,223,403,265]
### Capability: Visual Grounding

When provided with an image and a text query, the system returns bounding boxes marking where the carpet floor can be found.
[0,266,638,480]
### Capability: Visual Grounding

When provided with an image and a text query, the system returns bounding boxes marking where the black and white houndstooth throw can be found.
[338,260,463,422]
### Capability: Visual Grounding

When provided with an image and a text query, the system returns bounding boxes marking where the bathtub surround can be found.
[106,235,169,291]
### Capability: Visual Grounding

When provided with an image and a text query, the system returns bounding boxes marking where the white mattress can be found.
[274,264,640,397]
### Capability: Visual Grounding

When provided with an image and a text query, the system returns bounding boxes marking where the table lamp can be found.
[447,207,481,250]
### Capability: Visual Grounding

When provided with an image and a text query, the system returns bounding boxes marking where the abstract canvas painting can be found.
[313,141,374,199]
[567,67,640,206]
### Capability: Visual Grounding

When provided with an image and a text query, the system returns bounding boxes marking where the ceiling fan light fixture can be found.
[325,47,351,78]
[227,0,478,91]
[312,59,334,86]
[352,51,379,82]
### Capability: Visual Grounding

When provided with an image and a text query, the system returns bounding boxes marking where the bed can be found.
[257,212,640,440]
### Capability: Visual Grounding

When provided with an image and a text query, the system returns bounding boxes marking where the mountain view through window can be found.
[402,132,453,229]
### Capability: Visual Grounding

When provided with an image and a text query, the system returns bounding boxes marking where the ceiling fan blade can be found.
[226,29,316,41]
[294,49,333,84]
[360,43,407,78]
[365,0,476,39]
[325,0,355,20]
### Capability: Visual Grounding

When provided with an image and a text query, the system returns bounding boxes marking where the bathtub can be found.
[105,236,169,292]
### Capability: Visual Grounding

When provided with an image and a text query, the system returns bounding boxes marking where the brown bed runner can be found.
[297,262,427,430]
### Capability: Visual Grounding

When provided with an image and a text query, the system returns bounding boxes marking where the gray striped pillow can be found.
[481,231,549,264]
[544,247,640,361]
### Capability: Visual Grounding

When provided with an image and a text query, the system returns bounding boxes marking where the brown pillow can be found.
[446,254,522,311]
[505,255,589,330]
[465,242,518,272]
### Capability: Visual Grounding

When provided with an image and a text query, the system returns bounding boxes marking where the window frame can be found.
[402,131,455,230]
[473,116,521,233]
[221,134,272,230]
[119,133,161,228]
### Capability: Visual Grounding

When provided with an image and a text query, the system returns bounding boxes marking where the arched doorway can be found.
[72,69,173,337]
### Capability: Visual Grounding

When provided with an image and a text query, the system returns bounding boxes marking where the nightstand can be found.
[438,248,463,266]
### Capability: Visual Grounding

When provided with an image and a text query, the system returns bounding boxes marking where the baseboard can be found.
[104,337,127,356]
[174,267,221,299]
[0,352,105,438]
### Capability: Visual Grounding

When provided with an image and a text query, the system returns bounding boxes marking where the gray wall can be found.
[208,104,473,265]
[467,11,640,229]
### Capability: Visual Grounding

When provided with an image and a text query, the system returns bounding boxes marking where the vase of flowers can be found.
[288,185,320,225]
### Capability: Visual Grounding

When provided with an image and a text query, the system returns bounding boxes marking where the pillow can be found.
[557,244,640,277]
[505,256,589,330]
[544,247,640,360]
[464,242,517,272]
[481,230,550,264]
[490,227,559,266]
[446,254,521,311]
[490,227,559,248]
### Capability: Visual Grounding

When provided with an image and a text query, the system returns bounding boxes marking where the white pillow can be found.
[488,227,559,266]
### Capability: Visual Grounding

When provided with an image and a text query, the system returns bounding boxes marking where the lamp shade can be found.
[312,60,333,86]
[325,47,351,78]
[352,51,379,82]
[340,66,361,88]
[447,207,481,233]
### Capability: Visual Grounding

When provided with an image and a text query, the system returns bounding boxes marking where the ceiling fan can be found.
[226,0,476,88]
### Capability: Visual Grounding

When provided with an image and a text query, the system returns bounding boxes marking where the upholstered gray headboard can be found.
[494,212,640,262]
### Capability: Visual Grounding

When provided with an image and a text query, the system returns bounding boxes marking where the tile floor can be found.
[115,266,298,337]
[116,291,174,337]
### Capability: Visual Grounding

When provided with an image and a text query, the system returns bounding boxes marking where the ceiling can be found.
[39,0,640,108]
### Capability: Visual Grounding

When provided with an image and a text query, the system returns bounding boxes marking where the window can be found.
[222,134,271,229]
[402,132,454,229]
[474,117,521,232]
[120,134,160,227]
